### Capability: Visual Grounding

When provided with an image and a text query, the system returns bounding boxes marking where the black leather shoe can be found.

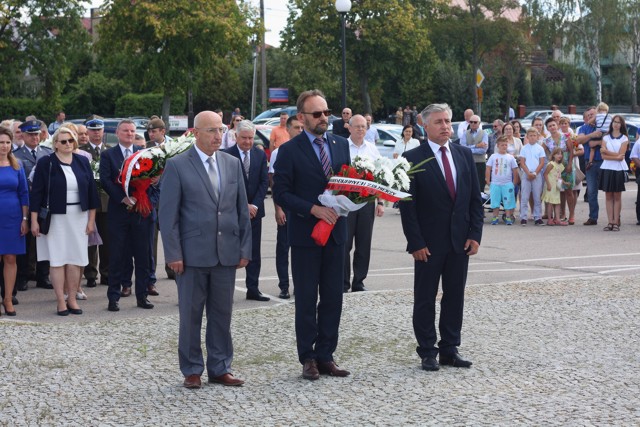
[36,279,53,289]
[121,287,132,297]
[16,280,28,291]
[86,279,97,288]
[57,309,69,316]
[136,298,154,309]
[67,305,83,315]
[439,353,472,368]
[100,278,109,286]
[246,291,270,301]
[278,290,290,299]
[107,301,120,312]
[421,357,440,371]
[351,286,367,292]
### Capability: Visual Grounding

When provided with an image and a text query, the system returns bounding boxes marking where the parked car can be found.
[370,123,404,158]
[519,110,555,130]
[253,106,297,125]
[70,117,146,147]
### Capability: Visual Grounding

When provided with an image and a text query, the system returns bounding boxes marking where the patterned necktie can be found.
[206,157,219,198]
[439,146,456,201]
[243,151,250,177]
[124,148,131,159]
[313,137,332,179]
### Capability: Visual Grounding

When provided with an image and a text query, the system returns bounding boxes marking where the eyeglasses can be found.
[301,110,332,119]
[351,125,367,130]
[469,121,479,124]
[234,119,242,122]
[58,138,74,145]
[342,112,351,115]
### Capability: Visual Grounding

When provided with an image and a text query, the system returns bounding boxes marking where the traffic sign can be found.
[476,69,485,87]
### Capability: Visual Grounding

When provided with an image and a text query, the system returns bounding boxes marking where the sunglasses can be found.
[469,121,479,124]
[301,110,332,119]
[58,138,74,145]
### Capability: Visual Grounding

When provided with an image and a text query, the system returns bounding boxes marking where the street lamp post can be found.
[335,0,351,109]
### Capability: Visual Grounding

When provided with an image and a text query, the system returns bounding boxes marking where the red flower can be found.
[138,158,153,172]
[365,171,374,181]
[347,167,359,179]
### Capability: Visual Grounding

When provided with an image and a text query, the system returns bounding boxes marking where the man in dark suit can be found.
[399,103,483,372]
[412,113,426,144]
[80,117,111,288]
[331,107,352,138]
[273,89,352,380]
[13,120,53,291]
[100,119,156,312]
[159,110,251,389]
[224,120,269,301]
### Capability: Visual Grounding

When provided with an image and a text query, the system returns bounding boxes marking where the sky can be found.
[86,0,288,47]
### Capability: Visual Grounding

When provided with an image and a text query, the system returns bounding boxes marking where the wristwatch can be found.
[377,202,383,206]
[22,216,28,220]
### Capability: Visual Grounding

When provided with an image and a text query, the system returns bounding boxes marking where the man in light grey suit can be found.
[159,111,252,389]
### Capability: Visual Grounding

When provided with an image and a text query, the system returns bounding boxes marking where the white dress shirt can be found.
[348,138,381,161]
[428,139,457,190]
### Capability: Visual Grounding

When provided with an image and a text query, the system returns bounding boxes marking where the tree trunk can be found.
[162,92,171,129]
[360,72,372,115]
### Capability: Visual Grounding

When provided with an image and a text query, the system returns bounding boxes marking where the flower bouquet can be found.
[311,155,430,246]
[119,138,193,217]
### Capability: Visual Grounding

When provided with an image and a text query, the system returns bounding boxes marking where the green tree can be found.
[97,0,255,123]
[64,72,130,116]
[281,0,433,114]
[526,0,623,103]
[0,0,90,109]
[429,0,522,111]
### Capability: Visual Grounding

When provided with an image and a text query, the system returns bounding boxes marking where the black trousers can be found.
[245,218,262,294]
[344,202,375,291]
[413,251,469,359]
[475,162,487,193]
[106,212,155,302]
[291,241,344,364]
[636,175,640,223]
[275,223,290,290]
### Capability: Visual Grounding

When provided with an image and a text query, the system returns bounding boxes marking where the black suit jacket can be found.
[331,119,350,138]
[273,132,350,247]
[399,142,483,255]
[30,153,99,214]
[224,145,269,220]
[100,145,141,218]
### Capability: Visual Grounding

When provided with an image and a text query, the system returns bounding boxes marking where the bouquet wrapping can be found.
[311,155,429,246]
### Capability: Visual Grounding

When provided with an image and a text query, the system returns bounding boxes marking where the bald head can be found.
[194,111,223,156]
[464,109,474,122]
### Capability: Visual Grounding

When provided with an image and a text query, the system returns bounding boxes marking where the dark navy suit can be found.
[399,141,483,359]
[224,144,268,295]
[99,145,156,302]
[273,131,350,364]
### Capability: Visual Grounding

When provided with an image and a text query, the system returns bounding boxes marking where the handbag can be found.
[574,167,585,186]
[37,162,52,235]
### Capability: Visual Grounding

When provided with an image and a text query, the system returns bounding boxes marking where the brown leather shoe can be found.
[209,373,244,386]
[147,285,159,296]
[183,374,202,389]
[318,361,351,377]
[121,287,131,297]
[302,359,320,380]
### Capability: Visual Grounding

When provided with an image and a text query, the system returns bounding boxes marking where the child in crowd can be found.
[586,102,612,167]
[542,148,569,226]
[486,136,519,225]
[519,128,546,225]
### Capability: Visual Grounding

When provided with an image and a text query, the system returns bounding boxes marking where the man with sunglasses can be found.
[273,89,352,380]
[331,107,352,138]
[460,115,489,192]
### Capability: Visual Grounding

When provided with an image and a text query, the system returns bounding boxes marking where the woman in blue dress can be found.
[0,127,29,316]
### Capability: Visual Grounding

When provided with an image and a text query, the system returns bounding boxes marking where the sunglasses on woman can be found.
[58,138,74,145]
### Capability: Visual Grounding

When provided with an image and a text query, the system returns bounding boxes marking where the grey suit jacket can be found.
[14,145,53,184]
[159,145,252,268]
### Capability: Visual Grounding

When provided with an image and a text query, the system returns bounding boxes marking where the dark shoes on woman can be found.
[2,301,16,317]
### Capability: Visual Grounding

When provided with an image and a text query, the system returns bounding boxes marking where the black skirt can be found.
[598,169,626,192]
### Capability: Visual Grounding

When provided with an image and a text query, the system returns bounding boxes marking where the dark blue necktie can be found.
[314,137,332,179]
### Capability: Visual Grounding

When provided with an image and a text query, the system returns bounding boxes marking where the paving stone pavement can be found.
[1,276,639,426]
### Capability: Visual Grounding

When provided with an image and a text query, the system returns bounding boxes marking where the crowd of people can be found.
[0,98,635,386]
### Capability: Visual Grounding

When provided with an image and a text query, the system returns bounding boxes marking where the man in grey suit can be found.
[159,110,252,389]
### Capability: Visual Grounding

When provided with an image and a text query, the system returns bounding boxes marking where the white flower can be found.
[353,155,375,172]
[394,157,410,171]
[164,138,192,157]
[395,169,410,190]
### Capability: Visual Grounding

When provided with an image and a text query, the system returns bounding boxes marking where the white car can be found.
[519,110,555,130]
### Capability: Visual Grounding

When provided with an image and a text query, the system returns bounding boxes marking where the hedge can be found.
[114,93,185,117]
